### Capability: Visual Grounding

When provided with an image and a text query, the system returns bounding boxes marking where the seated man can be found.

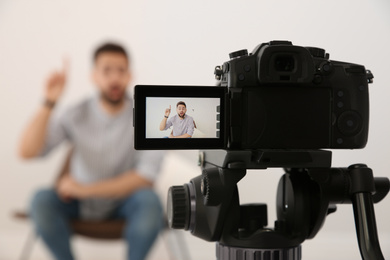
[159,101,194,138]
[18,43,164,260]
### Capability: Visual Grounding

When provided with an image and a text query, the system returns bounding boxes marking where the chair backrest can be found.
[55,147,73,185]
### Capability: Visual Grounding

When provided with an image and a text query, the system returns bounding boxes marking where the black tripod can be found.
[168,150,389,260]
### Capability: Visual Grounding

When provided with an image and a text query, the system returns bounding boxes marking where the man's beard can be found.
[100,86,125,106]
[178,112,186,118]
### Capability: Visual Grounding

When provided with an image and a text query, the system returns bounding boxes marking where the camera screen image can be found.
[146,97,220,139]
[134,85,226,149]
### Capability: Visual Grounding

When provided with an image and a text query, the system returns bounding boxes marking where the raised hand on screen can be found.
[164,105,171,117]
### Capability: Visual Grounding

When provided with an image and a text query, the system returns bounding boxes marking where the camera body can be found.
[218,40,371,149]
[134,40,373,150]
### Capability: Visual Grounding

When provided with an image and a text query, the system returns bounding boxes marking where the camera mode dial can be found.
[306,47,326,58]
[229,49,248,60]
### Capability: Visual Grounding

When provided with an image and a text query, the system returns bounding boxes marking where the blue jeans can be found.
[30,188,163,260]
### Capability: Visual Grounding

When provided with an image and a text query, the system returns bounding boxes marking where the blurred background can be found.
[1,0,389,259]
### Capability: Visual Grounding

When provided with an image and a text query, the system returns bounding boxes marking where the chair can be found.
[13,149,191,260]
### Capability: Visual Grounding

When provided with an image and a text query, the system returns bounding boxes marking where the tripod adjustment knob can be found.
[201,168,224,206]
[348,164,375,194]
[167,185,190,230]
[217,243,301,260]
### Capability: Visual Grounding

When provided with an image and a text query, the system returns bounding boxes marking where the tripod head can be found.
[167,150,389,260]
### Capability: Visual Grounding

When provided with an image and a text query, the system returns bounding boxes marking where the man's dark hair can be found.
[177,101,186,108]
[93,42,130,63]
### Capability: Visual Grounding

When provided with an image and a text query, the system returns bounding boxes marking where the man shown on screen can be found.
[159,101,194,138]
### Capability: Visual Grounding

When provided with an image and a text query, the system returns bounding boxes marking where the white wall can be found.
[1,0,389,259]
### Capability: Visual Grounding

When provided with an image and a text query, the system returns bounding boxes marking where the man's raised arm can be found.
[18,61,67,159]
[159,105,171,131]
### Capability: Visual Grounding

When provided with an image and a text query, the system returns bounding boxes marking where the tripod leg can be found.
[352,193,384,260]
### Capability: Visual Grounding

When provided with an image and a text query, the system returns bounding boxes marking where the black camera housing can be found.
[221,40,371,149]
[134,40,373,150]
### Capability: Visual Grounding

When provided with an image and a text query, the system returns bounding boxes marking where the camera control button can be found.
[323,64,330,72]
[321,62,333,75]
[238,74,245,81]
[337,111,362,136]
[244,64,251,72]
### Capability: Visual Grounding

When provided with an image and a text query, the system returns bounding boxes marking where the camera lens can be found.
[275,55,295,72]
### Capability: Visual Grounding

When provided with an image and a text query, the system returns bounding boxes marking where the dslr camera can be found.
[134,40,372,150]
[134,41,389,260]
